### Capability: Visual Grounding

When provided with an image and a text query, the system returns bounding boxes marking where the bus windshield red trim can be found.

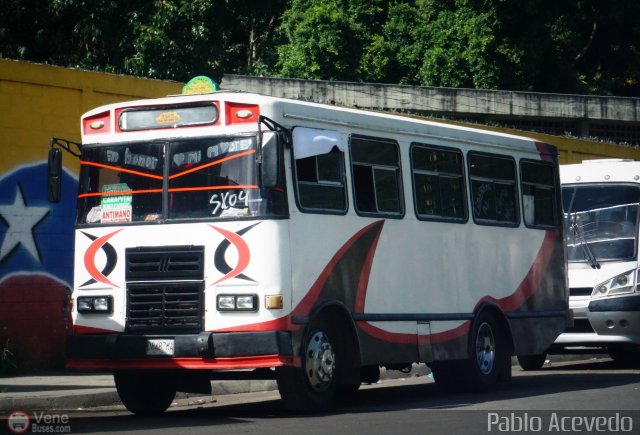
[169,149,256,180]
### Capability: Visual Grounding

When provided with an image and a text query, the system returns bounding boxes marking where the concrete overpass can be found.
[221,75,640,148]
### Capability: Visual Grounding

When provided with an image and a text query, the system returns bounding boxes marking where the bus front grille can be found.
[125,246,204,280]
[126,282,204,332]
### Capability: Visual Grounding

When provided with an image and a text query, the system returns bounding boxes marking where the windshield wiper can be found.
[571,222,601,269]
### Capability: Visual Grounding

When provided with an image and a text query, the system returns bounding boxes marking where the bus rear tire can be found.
[114,370,176,415]
[276,317,341,411]
[517,354,547,371]
[466,311,508,391]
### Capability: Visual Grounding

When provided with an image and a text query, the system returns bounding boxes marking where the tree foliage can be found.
[1,0,639,96]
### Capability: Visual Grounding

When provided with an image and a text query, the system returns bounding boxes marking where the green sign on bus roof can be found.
[182,76,220,95]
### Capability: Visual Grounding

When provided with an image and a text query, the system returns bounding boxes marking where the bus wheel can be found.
[276,317,339,411]
[114,370,176,415]
[517,354,547,371]
[467,311,506,390]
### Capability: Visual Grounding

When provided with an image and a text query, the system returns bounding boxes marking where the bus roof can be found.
[81,90,554,156]
[561,159,640,184]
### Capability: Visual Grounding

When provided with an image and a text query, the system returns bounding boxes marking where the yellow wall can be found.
[0,60,182,370]
[0,59,182,175]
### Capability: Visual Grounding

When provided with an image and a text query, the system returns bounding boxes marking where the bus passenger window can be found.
[411,144,466,221]
[294,148,347,213]
[469,153,518,225]
[350,136,403,217]
[521,161,557,228]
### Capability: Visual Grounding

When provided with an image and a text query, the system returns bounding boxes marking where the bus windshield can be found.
[77,136,286,225]
[562,184,640,262]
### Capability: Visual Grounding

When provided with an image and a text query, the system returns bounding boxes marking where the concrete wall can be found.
[223,74,640,122]
[0,59,181,370]
[222,74,640,156]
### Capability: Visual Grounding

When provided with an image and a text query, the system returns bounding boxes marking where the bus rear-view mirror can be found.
[47,147,62,203]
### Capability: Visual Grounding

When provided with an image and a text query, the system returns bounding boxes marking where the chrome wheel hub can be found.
[476,322,496,375]
[305,331,335,392]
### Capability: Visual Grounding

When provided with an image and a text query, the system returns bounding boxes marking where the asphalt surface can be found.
[0,356,621,413]
[0,364,431,412]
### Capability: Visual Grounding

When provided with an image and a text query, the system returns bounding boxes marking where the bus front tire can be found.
[114,370,176,415]
[276,317,340,411]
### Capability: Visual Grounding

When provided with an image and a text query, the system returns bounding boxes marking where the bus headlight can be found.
[592,270,636,300]
[77,296,113,313]
[217,294,258,312]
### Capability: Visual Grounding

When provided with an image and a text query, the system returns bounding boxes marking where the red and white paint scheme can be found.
[50,84,569,413]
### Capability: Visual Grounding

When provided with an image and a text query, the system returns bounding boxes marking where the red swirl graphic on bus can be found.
[210,223,259,285]
[83,229,123,288]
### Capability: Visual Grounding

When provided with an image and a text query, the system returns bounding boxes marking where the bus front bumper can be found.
[66,331,294,370]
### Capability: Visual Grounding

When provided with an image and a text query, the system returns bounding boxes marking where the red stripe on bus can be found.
[169,185,258,193]
[80,160,163,180]
[210,226,556,347]
[358,319,472,345]
[66,355,291,371]
[359,230,557,345]
[169,149,256,180]
[475,230,557,312]
[78,189,162,199]
[292,220,386,318]
[72,325,118,334]
[210,221,386,333]
[535,141,554,162]
[78,185,258,198]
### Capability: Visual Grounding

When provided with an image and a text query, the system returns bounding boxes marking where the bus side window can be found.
[294,148,347,213]
[411,143,467,222]
[350,136,404,217]
[520,160,557,228]
[468,153,518,225]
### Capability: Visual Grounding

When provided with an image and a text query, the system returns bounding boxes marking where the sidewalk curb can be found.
[0,380,279,412]
[0,390,120,412]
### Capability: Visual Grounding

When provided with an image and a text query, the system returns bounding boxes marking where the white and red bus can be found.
[48,78,569,413]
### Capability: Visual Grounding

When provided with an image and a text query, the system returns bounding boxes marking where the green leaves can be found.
[1,0,639,96]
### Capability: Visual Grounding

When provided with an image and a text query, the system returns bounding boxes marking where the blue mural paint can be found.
[0,162,78,286]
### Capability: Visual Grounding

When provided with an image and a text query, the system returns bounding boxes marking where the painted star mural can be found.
[0,185,50,263]
[0,162,77,284]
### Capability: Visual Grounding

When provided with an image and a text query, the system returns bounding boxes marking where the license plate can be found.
[146,339,175,356]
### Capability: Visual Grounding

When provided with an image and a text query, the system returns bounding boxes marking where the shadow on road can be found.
[49,358,640,434]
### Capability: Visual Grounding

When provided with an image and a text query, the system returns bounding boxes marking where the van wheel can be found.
[114,370,176,415]
[276,317,340,411]
[517,354,547,371]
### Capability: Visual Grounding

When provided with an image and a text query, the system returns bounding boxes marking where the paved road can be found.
[5,358,640,435]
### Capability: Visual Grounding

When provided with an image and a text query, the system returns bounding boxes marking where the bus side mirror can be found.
[48,147,62,203]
